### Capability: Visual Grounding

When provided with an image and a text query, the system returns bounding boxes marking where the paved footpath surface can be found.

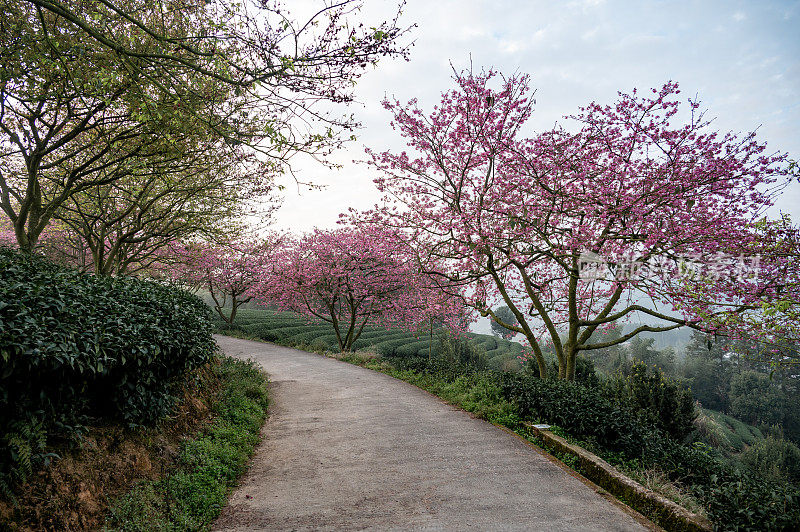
[212,335,655,532]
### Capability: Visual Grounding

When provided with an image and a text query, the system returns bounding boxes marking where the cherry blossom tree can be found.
[261,226,465,352]
[359,69,797,380]
[172,233,285,324]
[742,214,800,366]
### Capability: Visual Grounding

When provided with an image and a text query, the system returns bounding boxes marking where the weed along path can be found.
[212,335,654,532]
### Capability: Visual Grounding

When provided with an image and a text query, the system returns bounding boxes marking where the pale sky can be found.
[267,0,800,233]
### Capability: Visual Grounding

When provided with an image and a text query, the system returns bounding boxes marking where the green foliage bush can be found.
[309,334,339,351]
[605,361,696,441]
[374,337,414,356]
[468,334,497,350]
[386,334,489,376]
[729,370,785,426]
[394,339,435,358]
[240,322,280,341]
[349,337,374,351]
[262,324,317,340]
[0,415,48,500]
[434,334,488,372]
[521,353,599,386]
[344,327,388,339]
[740,436,800,484]
[285,327,336,344]
[0,248,215,493]
[501,373,648,456]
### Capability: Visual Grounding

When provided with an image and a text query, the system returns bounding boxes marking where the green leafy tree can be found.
[0,0,410,251]
[729,370,785,426]
[490,306,519,340]
[50,134,274,275]
[681,331,733,411]
[628,336,675,374]
[740,436,800,484]
[583,325,627,375]
[607,360,696,441]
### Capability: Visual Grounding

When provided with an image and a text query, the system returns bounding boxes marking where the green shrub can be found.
[362,331,417,346]
[0,415,48,500]
[240,323,280,341]
[268,324,329,341]
[435,333,488,372]
[520,353,599,387]
[308,334,338,350]
[740,436,800,484]
[501,372,649,457]
[395,339,435,358]
[284,327,335,344]
[729,370,785,426]
[695,468,800,531]
[467,334,497,351]
[0,248,215,492]
[349,337,374,351]
[604,360,696,441]
[373,337,415,356]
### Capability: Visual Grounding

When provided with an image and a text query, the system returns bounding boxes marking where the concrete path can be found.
[212,336,654,531]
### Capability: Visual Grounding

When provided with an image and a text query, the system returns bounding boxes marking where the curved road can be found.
[212,336,654,531]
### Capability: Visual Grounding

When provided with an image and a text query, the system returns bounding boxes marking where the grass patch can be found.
[694,408,764,454]
[618,466,708,518]
[104,356,268,531]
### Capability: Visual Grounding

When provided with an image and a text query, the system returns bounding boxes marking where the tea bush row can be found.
[0,248,215,494]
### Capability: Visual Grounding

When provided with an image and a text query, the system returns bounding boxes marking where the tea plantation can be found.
[213,308,526,371]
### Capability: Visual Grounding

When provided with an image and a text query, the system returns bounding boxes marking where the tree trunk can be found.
[566,351,576,381]
[561,343,577,381]
[14,221,35,253]
[428,317,433,364]
[228,300,239,324]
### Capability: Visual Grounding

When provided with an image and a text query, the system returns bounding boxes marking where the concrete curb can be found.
[524,423,712,532]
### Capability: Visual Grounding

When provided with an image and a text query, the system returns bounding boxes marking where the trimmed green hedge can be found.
[285,327,338,344]
[468,334,498,351]
[395,340,435,358]
[373,336,418,356]
[0,248,215,494]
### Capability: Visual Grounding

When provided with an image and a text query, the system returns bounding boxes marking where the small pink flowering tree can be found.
[360,69,797,380]
[262,226,465,352]
[174,233,284,324]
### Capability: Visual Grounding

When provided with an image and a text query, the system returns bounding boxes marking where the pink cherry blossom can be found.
[256,225,469,352]
[353,69,798,379]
